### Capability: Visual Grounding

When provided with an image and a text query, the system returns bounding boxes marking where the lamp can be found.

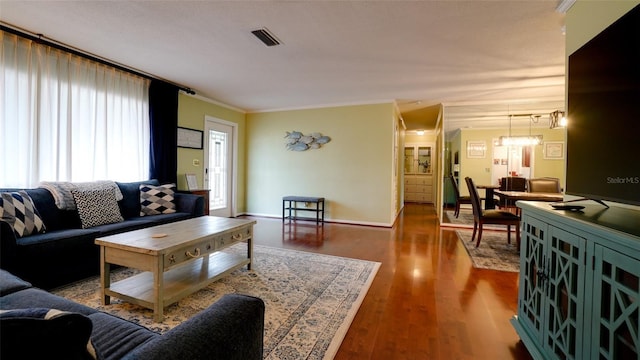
[549,110,567,129]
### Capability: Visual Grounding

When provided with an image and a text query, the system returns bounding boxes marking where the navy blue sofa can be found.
[0,180,205,290]
[0,269,265,360]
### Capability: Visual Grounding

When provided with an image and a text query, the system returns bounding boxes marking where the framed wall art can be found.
[544,141,564,159]
[177,127,203,149]
[467,141,486,159]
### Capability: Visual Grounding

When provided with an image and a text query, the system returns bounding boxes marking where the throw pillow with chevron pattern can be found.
[140,184,177,216]
[0,191,46,237]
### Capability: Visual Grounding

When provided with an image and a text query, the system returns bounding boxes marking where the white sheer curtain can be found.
[0,31,150,188]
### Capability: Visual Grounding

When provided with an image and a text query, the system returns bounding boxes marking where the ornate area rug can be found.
[455,229,520,272]
[444,209,502,228]
[52,245,380,360]
[445,209,474,225]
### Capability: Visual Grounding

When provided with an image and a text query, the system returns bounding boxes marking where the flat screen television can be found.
[566,5,640,206]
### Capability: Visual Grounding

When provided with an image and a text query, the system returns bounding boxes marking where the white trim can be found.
[204,116,239,217]
[241,212,393,228]
[187,93,246,113]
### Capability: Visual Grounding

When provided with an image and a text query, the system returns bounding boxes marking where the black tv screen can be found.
[566,5,640,206]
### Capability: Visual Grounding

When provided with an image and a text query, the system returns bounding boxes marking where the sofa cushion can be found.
[140,184,177,216]
[143,212,193,224]
[72,188,124,229]
[0,191,46,237]
[0,308,95,360]
[15,228,100,246]
[0,269,32,296]
[0,287,98,316]
[88,312,158,360]
[116,180,160,219]
[91,217,159,236]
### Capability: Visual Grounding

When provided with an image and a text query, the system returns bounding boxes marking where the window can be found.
[0,31,150,187]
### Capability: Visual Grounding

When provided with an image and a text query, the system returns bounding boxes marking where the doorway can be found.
[491,141,534,185]
[204,116,237,217]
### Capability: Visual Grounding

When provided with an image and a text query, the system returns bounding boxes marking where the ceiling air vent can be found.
[251,28,281,47]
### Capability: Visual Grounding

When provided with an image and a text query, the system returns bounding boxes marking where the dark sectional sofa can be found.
[0,269,265,360]
[0,180,205,289]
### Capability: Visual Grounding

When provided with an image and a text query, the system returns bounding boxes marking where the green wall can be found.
[177,94,247,213]
[245,103,397,226]
[567,1,639,56]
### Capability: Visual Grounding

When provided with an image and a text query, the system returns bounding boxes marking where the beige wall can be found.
[245,103,397,226]
[177,94,247,212]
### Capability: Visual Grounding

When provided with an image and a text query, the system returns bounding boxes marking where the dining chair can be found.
[497,176,527,214]
[465,177,521,249]
[450,174,471,218]
[527,177,562,193]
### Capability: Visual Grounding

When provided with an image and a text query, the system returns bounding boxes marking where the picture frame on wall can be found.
[177,127,204,149]
[467,141,486,159]
[544,141,564,159]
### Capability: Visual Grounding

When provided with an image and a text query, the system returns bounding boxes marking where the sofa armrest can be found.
[124,294,265,360]
[173,193,205,216]
[0,221,18,272]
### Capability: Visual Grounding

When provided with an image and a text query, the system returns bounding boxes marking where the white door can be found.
[204,117,236,217]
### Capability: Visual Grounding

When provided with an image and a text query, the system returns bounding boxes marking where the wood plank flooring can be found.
[242,203,533,359]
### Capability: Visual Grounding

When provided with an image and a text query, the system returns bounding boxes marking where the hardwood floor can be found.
[243,203,533,360]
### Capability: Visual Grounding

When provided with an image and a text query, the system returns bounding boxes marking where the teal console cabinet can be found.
[512,201,640,360]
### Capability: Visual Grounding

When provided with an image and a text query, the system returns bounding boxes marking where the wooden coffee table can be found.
[95,216,256,322]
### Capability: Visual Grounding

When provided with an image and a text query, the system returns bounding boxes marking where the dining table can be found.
[493,190,564,210]
[476,184,500,209]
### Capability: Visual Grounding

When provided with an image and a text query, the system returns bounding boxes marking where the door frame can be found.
[204,115,238,217]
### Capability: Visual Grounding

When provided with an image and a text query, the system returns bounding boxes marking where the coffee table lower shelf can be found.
[105,251,249,318]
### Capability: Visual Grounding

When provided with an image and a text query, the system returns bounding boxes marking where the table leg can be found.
[485,188,496,210]
[100,246,111,305]
[247,236,253,270]
[153,259,164,322]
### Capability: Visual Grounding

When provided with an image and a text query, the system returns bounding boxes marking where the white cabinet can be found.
[512,201,640,360]
[404,143,433,203]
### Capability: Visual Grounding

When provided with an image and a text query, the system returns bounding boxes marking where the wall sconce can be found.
[549,110,567,129]
[499,135,543,146]
[416,130,425,136]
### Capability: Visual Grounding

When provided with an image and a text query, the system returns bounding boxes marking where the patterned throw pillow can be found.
[71,188,124,229]
[0,191,46,237]
[0,308,96,360]
[140,184,177,216]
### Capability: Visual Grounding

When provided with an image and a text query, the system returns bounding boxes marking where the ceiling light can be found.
[251,28,281,47]
[499,135,543,146]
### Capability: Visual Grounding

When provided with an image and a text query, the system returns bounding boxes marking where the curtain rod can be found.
[0,23,196,95]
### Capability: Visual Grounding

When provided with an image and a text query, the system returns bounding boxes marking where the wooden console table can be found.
[282,196,325,225]
[96,216,255,322]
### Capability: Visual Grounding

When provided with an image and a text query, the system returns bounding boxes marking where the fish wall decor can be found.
[284,131,331,151]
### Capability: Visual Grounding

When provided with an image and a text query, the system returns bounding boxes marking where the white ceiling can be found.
[0,0,568,133]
